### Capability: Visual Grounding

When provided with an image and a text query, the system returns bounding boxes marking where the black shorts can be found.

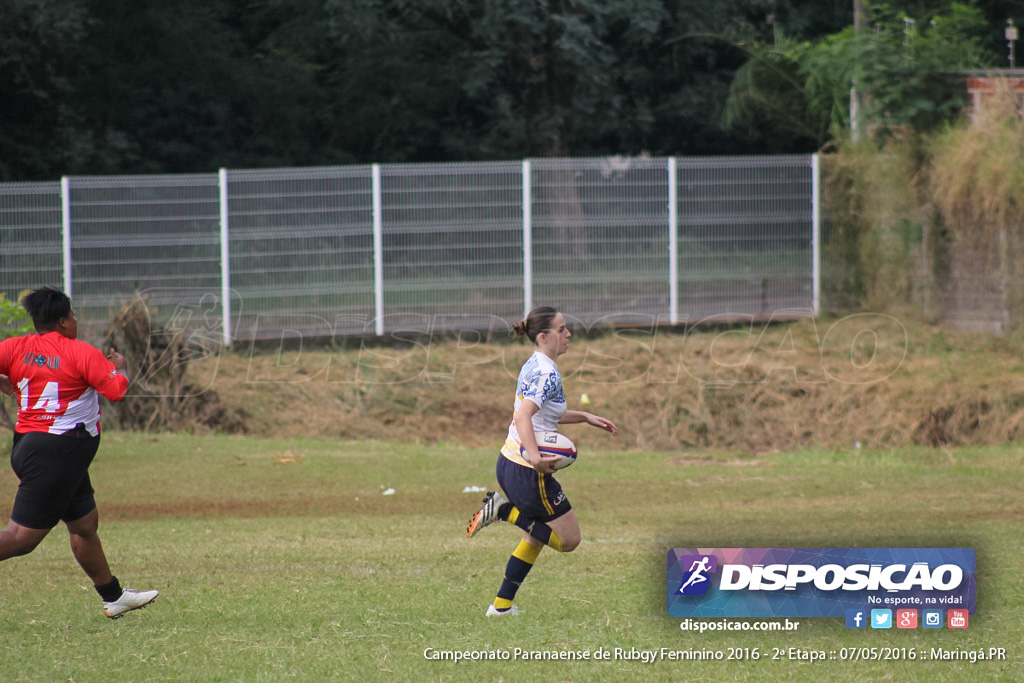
[9,430,101,530]
[496,454,572,524]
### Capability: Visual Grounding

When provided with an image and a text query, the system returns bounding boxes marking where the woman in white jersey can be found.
[466,306,617,616]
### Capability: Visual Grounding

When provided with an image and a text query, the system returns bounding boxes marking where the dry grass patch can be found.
[163,315,1024,453]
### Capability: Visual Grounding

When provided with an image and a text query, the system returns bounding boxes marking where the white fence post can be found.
[811,153,821,317]
[372,164,384,336]
[522,160,532,317]
[667,157,678,325]
[218,168,232,346]
[61,177,72,298]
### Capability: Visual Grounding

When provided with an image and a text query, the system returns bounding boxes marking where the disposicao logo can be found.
[666,548,976,619]
[674,555,718,596]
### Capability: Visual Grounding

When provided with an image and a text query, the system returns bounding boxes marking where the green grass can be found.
[1,434,1022,681]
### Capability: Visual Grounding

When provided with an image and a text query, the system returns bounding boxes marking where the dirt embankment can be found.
[127,316,1024,453]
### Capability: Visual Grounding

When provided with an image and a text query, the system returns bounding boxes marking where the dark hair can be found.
[21,286,72,332]
[512,306,560,343]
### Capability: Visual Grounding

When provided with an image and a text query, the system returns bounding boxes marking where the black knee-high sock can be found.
[500,503,564,552]
[493,539,541,611]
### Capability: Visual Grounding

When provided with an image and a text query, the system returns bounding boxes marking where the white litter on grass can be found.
[382,488,396,496]
[462,485,487,493]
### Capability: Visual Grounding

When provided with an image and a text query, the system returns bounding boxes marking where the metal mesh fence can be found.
[675,155,814,322]
[379,161,525,334]
[0,156,819,344]
[531,157,671,328]
[226,166,375,341]
[66,174,222,340]
[0,181,63,296]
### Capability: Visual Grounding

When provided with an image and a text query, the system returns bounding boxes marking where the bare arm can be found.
[515,400,563,474]
[90,345,130,402]
[560,409,618,436]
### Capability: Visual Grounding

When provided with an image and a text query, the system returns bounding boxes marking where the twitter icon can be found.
[870,609,893,629]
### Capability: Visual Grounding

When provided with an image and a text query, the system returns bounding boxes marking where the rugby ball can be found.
[521,431,577,470]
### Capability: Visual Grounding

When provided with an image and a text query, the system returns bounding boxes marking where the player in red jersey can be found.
[0,287,158,618]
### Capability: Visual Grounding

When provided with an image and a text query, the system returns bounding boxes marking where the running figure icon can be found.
[678,556,712,593]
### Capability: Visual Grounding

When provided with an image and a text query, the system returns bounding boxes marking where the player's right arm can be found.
[79,342,129,402]
[514,400,560,474]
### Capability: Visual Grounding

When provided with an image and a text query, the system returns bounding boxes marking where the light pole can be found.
[903,17,915,46]
[1007,19,1018,68]
[851,0,868,141]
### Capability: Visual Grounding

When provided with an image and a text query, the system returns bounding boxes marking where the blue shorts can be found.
[9,431,100,530]
[496,454,572,523]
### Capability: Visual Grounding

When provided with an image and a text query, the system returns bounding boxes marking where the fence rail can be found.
[0,156,820,345]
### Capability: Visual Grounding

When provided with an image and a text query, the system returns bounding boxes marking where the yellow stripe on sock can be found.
[547,530,564,553]
[513,539,542,564]
[493,597,514,611]
[507,507,519,525]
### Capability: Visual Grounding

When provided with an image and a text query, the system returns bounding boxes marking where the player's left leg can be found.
[65,508,113,585]
[488,509,581,616]
[65,508,159,619]
[475,457,577,615]
[489,531,542,615]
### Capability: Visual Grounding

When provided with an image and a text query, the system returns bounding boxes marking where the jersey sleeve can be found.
[78,342,129,401]
[520,370,552,409]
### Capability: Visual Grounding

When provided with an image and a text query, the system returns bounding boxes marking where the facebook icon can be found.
[845,609,867,629]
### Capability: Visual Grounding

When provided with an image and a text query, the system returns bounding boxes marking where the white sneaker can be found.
[486,604,521,616]
[466,491,507,538]
[103,588,159,619]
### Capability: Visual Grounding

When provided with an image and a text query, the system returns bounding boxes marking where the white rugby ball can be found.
[521,430,577,470]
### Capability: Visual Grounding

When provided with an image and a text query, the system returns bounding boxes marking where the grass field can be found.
[0,433,1021,681]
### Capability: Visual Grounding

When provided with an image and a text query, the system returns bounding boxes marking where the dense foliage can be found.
[0,0,1016,180]
[723,2,997,147]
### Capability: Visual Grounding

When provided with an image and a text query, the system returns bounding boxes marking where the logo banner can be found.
[666,548,976,618]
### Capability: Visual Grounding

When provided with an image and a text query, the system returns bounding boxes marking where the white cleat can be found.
[486,604,521,616]
[103,588,159,619]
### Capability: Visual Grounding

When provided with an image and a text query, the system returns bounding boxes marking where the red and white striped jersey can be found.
[0,331,128,436]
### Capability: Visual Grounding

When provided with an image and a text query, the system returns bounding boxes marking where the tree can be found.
[320,0,474,161]
[4,0,1016,180]
[322,0,790,160]
[66,0,343,174]
[453,0,619,157]
[721,32,832,150]
[0,0,93,180]
[724,2,995,147]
